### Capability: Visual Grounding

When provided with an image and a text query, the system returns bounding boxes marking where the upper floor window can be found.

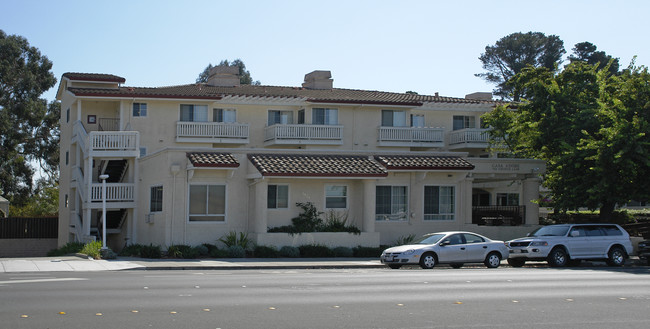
[325,185,347,209]
[376,186,408,221]
[133,103,147,117]
[411,114,425,127]
[424,186,455,220]
[268,110,293,125]
[180,104,208,122]
[150,185,163,212]
[453,115,476,130]
[312,108,338,125]
[66,108,70,123]
[381,110,407,127]
[213,108,237,123]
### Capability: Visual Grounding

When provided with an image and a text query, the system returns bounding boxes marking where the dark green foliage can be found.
[394,234,416,246]
[139,244,162,258]
[47,242,84,256]
[298,244,334,258]
[218,231,254,251]
[194,244,209,257]
[209,247,230,258]
[253,245,279,258]
[166,244,199,259]
[119,244,144,257]
[196,59,260,85]
[353,246,385,258]
[279,246,300,258]
[268,203,361,234]
[227,245,246,258]
[332,246,354,257]
[569,42,620,75]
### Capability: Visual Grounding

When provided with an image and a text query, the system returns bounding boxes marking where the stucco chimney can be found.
[207,65,240,87]
[302,70,333,90]
[465,92,493,101]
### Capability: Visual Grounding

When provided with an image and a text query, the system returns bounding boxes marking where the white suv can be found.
[506,224,633,267]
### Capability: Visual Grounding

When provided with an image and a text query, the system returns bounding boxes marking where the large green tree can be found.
[569,41,620,75]
[0,30,58,205]
[477,31,566,101]
[196,59,260,85]
[483,60,650,218]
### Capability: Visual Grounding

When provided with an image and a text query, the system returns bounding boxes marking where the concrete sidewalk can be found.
[0,256,384,273]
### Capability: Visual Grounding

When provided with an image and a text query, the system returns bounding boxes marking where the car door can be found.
[566,226,592,257]
[437,233,467,263]
[462,233,489,262]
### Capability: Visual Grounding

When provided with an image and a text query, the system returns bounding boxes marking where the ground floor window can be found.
[268,185,289,209]
[424,186,455,220]
[150,185,163,212]
[189,184,225,222]
[376,186,408,221]
[497,193,519,206]
[325,185,347,209]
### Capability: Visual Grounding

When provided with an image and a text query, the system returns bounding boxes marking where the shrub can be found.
[202,243,219,254]
[119,244,145,257]
[195,244,209,257]
[167,244,199,259]
[227,245,246,258]
[100,248,117,259]
[209,247,230,258]
[394,234,416,246]
[219,231,254,251]
[299,244,334,258]
[322,210,361,234]
[332,246,354,257]
[140,244,162,258]
[47,242,84,256]
[254,245,279,258]
[353,246,385,257]
[268,203,361,235]
[279,246,300,258]
[80,241,103,259]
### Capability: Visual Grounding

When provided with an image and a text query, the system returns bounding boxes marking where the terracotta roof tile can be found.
[63,72,126,83]
[374,155,475,170]
[187,152,239,168]
[248,154,388,177]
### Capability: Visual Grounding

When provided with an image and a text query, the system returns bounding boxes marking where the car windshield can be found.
[529,225,570,237]
[414,234,445,245]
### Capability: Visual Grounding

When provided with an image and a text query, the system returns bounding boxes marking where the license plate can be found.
[384,256,394,262]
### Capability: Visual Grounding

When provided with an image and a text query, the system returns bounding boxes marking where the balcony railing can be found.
[73,121,140,157]
[91,183,135,203]
[378,127,444,147]
[264,124,343,145]
[448,128,490,145]
[176,121,249,143]
[472,206,526,226]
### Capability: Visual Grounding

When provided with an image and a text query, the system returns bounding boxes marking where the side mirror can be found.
[440,240,450,246]
[570,230,580,237]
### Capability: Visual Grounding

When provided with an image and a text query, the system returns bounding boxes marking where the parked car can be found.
[506,223,634,267]
[380,231,509,269]
[638,240,650,265]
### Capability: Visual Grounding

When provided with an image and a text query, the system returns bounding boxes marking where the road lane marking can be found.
[0,278,88,285]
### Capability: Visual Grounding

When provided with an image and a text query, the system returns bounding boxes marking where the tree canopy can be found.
[196,59,260,85]
[476,31,566,101]
[482,60,650,218]
[569,41,620,75]
[0,30,58,205]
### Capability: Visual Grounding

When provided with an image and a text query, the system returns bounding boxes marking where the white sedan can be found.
[380,231,509,269]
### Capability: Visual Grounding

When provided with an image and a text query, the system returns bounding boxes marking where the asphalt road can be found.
[1,266,649,329]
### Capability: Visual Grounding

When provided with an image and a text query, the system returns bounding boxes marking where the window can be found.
[268,110,293,125]
[139,147,146,157]
[213,108,236,123]
[133,103,147,117]
[189,185,225,221]
[65,194,69,208]
[497,193,519,206]
[411,114,425,127]
[66,108,70,123]
[267,185,289,209]
[381,110,407,127]
[298,109,305,124]
[325,185,347,209]
[180,104,208,122]
[376,186,408,221]
[424,186,455,220]
[313,108,338,125]
[150,186,163,212]
[453,115,476,130]
[65,151,69,165]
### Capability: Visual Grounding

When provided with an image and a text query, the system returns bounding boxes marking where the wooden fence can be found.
[0,217,58,239]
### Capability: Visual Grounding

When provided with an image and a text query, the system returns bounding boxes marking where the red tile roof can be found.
[248,154,388,177]
[187,152,239,168]
[63,72,126,83]
[374,155,475,170]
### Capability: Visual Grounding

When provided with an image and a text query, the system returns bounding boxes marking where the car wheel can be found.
[547,248,568,267]
[450,263,463,269]
[606,246,626,267]
[484,252,501,268]
[388,264,402,269]
[419,252,437,269]
[507,258,526,267]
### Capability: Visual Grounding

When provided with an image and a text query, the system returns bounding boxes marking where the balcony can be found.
[176,121,250,144]
[73,121,140,158]
[377,127,444,148]
[89,183,136,209]
[264,124,343,145]
[447,128,490,150]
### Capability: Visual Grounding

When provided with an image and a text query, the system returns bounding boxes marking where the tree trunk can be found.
[599,202,616,221]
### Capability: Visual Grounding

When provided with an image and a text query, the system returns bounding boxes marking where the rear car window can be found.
[601,225,623,236]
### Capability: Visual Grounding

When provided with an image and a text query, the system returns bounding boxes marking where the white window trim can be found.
[267,184,290,209]
[133,102,147,117]
[423,185,456,221]
[324,184,348,209]
[187,183,228,223]
[149,184,163,213]
[375,185,409,221]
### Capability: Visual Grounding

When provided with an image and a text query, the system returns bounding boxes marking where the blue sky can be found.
[2,0,649,102]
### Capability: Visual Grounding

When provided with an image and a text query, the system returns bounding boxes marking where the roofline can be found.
[68,90,223,101]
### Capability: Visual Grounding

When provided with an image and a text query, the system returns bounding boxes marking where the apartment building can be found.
[56,66,545,250]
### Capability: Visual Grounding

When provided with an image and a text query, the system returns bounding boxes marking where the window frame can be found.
[213,108,237,123]
[150,185,163,213]
[325,185,348,209]
[267,110,294,125]
[312,108,339,125]
[411,114,425,127]
[496,193,519,206]
[133,103,147,117]
[453,115,476,130]
[381,110,407,127]
[188,183,227,222]
[375,185,409,221]
[180,104,209,122]
[267,184,289,209]
[424,185,456,221]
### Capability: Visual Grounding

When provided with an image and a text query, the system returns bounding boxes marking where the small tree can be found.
[196,59,260,85]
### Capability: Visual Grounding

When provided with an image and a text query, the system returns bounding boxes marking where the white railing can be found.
[73,121,88,152]
[378,127,444,143]
[448,128,490,144]
[176,121,249,139]
[265,124,343,141]
[89,131,139,151]
[90,183,135,202]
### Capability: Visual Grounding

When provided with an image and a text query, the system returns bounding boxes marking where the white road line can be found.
[0,278,88,285]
